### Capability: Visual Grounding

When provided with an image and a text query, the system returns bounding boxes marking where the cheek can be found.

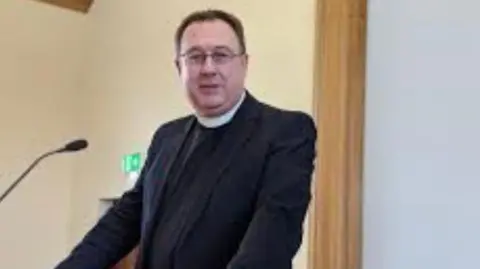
[181,70,197,86]
[218,67,235,84]
[226,68,243,86]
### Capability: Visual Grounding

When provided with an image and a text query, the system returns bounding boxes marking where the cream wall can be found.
[71,0,315,268]
[0,1,87,268]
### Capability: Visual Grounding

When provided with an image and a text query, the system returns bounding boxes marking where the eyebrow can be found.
[182,45,236,54]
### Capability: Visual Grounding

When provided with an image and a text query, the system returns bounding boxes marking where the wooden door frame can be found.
[308,0,367,269]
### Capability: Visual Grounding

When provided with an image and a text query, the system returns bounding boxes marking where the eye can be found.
[212,52,230,62]
[187,54,205,62]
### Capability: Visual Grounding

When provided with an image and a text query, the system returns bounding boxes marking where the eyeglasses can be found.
[179,49,243,66]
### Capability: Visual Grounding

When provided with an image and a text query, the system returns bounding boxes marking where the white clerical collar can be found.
[196,91,246,128]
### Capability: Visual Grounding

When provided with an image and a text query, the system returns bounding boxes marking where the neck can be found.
[196,91,246,128]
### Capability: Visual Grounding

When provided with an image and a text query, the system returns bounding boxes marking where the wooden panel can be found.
[309,0,367,268]
[111,247,138,269]
[32,0,94,13]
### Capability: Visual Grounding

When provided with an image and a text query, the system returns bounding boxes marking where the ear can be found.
[242,54,249,70]
[175,59,182,75]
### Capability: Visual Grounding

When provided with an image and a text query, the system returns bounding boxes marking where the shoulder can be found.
[254,101,317,166]
[257,101,317,141]
[148,114,194,148]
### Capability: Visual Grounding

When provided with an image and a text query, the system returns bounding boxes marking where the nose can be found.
[199,56,217,74]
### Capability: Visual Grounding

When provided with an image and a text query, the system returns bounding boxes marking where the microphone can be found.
[58,139,88,153]
[0,139,88,205]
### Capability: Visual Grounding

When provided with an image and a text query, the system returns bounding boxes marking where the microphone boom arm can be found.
[0,139,87,205]
[0,150,58,205]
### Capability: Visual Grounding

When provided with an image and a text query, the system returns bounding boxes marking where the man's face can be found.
[176,20,248,117]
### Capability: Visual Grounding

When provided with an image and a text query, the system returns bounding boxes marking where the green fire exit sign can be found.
[122,152,142,173]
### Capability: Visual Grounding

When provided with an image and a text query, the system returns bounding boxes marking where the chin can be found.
[197,95,224,107]
[196,101,228,117]
[200,104,225,116]
[190,92,230,115]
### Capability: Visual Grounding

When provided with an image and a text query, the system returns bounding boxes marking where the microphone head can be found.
[62,139,88,152]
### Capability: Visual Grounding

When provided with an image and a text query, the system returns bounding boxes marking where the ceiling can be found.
[33,0,94,13]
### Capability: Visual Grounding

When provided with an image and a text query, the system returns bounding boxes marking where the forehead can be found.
[180,20,241,52]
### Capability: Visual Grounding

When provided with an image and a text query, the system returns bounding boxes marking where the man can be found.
[56,9,316,269]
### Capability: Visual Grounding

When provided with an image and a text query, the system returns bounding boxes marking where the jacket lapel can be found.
[141,117,194,251]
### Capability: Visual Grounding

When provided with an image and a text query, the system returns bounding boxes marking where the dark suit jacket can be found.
[55,92,317,269]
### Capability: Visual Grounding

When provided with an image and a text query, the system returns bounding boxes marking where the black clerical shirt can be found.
[146,119,230,269]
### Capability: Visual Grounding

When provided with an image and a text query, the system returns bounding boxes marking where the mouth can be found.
[198,84,221,92]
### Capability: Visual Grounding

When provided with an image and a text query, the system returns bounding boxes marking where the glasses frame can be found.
[177,48,245,67]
